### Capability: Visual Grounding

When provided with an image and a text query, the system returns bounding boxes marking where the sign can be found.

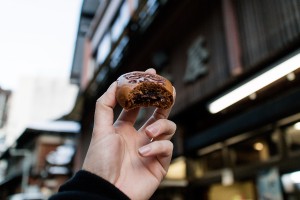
[256,167,283,200]
[184,36,209,83]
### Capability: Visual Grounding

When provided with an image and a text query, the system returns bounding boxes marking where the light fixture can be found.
[208,51,300,114]
[253,142,264,151]
[222,168,234,186]
[294,122,300,130]
[287,72,296,81]
[290,171,300,183]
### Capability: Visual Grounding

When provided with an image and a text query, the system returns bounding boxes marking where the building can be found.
[68,0,300,199]
[0,50,79,200]
[3,76,78,148]
[0,87,11,152]
[0,87,11,129]
[0,120,80,199]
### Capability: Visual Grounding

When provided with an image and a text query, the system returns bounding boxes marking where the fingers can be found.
[145,119,176,141]
[138,117,176,172]
[145,68,156,74]
[93,82,117,136]
[138,140,173,172]
[116,107,140,125]
[139,107,170,132]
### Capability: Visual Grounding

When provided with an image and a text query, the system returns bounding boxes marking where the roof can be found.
[0,120,81,159]
[26,120,80,134]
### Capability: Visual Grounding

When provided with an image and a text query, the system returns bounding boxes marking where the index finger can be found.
[93,82,117,136]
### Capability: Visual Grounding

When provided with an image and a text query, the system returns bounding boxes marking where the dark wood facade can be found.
[235,0,300,69]
[69,0,300,199]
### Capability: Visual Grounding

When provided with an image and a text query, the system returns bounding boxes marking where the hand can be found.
[82,69,176,200]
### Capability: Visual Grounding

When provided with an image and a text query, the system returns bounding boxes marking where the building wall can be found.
[0,88,10,129]
[234,0,300,69]
[4,76,78,147]
[70,0,300,199]
[0,87,11,152]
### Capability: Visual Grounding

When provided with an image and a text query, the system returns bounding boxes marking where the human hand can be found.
[82,69,176,200]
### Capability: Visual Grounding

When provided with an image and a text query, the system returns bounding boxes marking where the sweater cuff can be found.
[58,170,129,199]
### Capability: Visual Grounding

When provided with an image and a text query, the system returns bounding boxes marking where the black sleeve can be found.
[49,170,130,200]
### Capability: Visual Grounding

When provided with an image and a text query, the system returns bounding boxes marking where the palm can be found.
[113,122,166,199]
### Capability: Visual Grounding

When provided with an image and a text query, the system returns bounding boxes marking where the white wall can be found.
[4,75,79,147]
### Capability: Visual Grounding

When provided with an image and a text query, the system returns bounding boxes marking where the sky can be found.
[0,0,83,91]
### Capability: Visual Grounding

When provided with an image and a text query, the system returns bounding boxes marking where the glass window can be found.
[96,32,111,65]
[110,36,129,69]
[284,121,300,153]
[146,0,159,15]
[132,0,139,11]
[111,17,123,42]
[0,94,6,127]
[204,150,224,171]
[189,149,225,178]
[229,131,280,166]
[120,1,130,28]
[111,1,130,42]
[96,66,109,83]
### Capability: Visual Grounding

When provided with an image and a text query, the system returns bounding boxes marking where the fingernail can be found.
[139,146,151,155]
[146,125,159,136]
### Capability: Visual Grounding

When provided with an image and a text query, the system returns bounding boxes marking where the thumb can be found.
[93,82,117,137]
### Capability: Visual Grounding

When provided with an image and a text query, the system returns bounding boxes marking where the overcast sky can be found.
[0,0,83,90]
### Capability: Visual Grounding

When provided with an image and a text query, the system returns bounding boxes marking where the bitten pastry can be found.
[116,71,174,110]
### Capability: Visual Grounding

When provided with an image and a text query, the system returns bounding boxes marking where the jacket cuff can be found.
[58,170,129,199]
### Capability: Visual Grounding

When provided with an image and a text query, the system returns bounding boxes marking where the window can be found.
[284,121,300,153]
[96,66,109,83]
[110,36,129,69]
[229,131,280,166]
[111,1,131,42]
[189,149,225,178]
[96,32,111,65]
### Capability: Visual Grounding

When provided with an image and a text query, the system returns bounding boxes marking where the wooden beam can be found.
[222,0,243,76]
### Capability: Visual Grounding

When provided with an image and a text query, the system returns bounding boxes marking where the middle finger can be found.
[140,119,176,142]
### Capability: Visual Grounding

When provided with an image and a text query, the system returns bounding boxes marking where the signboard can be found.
[184,36,209,83]
[256,167,283,200]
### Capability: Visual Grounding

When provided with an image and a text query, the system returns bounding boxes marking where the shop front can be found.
[69,0,300,199]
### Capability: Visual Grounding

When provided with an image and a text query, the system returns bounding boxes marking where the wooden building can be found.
[69,0,300,199]
[0,87,11,130]
[0,121,79,199]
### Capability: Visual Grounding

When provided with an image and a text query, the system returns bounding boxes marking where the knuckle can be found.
[168,141,174,151]
[96,96,104,105]
[153,111,167,120]
[170,121,177,132]
[164,120,177,135]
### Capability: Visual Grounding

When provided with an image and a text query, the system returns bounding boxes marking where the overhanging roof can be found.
[27,120,80,134]
[0,120,80,159]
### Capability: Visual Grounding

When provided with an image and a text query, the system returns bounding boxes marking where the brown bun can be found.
[116,71,174,110]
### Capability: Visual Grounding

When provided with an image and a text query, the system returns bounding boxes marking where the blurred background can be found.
[0,0,300,199]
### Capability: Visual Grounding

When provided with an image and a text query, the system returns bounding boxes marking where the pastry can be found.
[116,71,174,110]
